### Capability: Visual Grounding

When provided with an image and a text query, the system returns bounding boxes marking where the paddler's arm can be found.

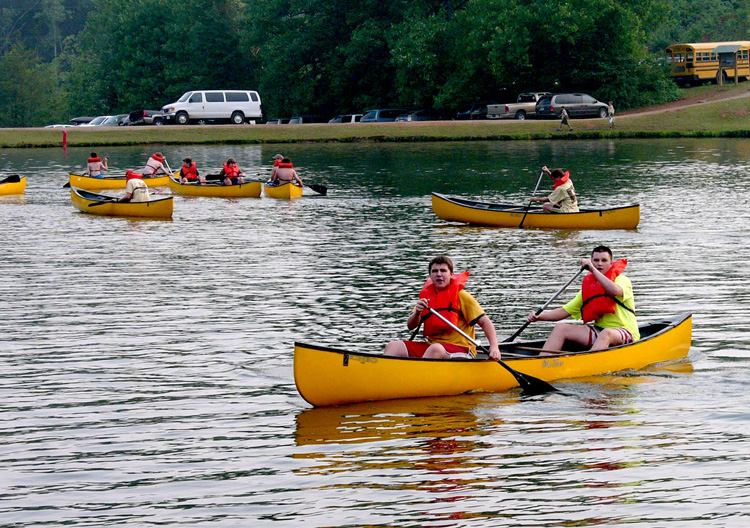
[477,314,501,359]
[580,258,623,297]
[407,298,429,330]
[528,307,570,323]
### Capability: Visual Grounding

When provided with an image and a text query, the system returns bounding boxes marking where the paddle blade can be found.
[308,184,327,195]
[497,360,558,395]
[63,182,71,188]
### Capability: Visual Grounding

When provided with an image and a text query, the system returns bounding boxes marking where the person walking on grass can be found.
[557,107,572,132]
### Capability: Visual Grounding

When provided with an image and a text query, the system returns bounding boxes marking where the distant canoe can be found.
[68,173,169,191]
[432,192,640,230]
[264,182,303,199]
[294,313,692,407]
[70,187,173,219]
[0,175,26,195]
[168,173,261,198]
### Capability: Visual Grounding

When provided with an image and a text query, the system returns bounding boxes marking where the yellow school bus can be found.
[665,41,750,85]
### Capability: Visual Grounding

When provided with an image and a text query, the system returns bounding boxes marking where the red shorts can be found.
[403,341,471,358]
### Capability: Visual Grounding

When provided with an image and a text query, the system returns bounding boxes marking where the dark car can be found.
[288,115,326,124]
[360,108,409,123]
[395,109,445,122]
[455,103,490,120]
[535,93,609,119]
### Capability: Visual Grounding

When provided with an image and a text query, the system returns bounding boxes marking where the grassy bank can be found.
[2,86,750,148]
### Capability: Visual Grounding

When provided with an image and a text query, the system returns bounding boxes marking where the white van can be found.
[161,90,262,125]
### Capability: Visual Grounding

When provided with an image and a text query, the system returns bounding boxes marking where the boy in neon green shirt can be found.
[527,246,638,352]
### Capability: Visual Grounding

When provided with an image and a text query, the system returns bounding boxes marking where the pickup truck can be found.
[126,109,165,126]
[487,92,551,120]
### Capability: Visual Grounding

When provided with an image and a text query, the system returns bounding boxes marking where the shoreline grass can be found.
[2,86,749,148]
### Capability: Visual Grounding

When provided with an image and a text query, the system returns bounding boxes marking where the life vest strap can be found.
[581,293,635,315]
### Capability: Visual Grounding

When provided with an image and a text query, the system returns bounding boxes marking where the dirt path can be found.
[620,87,750,117]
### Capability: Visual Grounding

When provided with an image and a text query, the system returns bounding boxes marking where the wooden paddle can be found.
[503,266,586,343]
[518,168,546,228]
[425,307,558,395]
[1,174,22,184]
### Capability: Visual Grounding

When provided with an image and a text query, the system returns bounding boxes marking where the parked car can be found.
[161,89,262,125]
[455,103,491,120]
[79,116,111,127]
[328,114,363,123]
[266,118,291,125]
[69,116,95,125]
[288,115,326,124]
[487,92,551,120]
[535,93,609,119]
[100,114,128,126]
[395,109,445,122]
[360,108,409,123]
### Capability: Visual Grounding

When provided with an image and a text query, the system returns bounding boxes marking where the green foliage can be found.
[648,0,750,52]
[0,43,65,126]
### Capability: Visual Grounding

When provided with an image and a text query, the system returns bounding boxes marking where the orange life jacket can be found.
[126,170,143,180]
[419,271,470,336]
[580,259,630,323]
[553,171,571,189]
[182,162,198,180]
[151,153,164,163]
[277,162,293,169]
[223,163,240,177]
[88,157,101,163]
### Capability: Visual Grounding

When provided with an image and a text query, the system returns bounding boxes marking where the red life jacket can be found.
[126,170,143,180]
[276,162,293,169]
[151,153,164,163]
[223,163,240,177]
[88,157,101,163]
[580,259,628,323]
[419,271,470,336]
[182,162,198,180]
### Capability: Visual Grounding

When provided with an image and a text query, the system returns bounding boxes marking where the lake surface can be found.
[1,139,749,527]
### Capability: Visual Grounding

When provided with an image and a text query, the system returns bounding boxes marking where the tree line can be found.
[1,0,749,127]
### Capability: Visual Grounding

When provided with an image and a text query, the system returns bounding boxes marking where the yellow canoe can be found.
[294,313,692,407]
[168,173,261,198]
[0,175,26,195]
[264,182,303,199]
[68,173,169,190]
[70,187,173,219]
[432,192,640,230]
